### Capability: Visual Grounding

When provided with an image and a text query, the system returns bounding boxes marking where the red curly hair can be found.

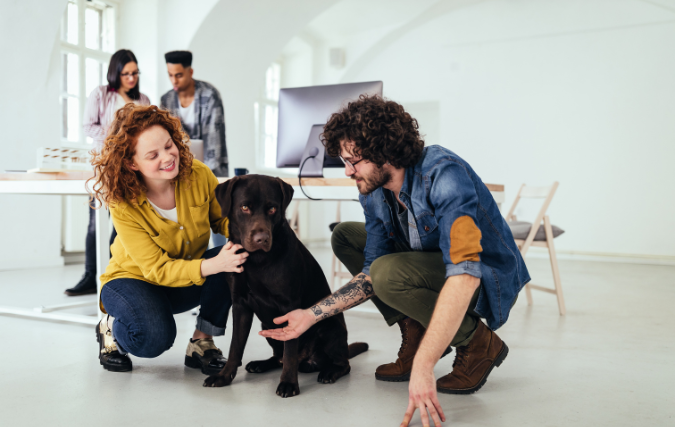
[88,104,194,207]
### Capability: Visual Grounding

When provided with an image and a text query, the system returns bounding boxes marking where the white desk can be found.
[273,177,504,205]
[0,172,504,325]
[0,172,108,325]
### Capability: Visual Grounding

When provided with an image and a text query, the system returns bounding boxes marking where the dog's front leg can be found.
[276,339,300,397]
[203,302,254,388]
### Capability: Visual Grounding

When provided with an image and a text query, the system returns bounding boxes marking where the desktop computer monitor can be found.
[276,81,383,170]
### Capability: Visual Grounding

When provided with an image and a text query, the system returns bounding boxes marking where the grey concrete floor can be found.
[0,248,673,426]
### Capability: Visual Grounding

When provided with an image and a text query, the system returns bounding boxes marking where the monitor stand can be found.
[298,124,326,178]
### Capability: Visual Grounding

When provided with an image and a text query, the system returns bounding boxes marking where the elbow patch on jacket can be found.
[450,216,482,264]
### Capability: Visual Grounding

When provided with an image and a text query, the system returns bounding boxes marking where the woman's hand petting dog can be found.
[258,309,316,341]
[200,241,248,277]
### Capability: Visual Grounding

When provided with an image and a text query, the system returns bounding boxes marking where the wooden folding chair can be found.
[505,182,566,315]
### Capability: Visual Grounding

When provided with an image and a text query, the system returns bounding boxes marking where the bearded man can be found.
[260,95,529,427]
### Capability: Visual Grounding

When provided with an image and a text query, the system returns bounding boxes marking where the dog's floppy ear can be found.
[276,178,294,215]
[214,176,240,218]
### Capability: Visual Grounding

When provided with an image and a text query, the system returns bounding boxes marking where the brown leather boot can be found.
[436,321,508,394]
[375,318,425,381]
[375,317,452,382]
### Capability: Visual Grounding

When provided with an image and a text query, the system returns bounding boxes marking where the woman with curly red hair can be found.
[89,104,246,373]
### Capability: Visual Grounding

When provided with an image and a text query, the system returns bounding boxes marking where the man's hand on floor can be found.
[258,309,315,341]
[401,364,446,427]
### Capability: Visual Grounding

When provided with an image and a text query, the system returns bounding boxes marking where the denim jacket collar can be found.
[383,160,418,210]
[400,160,417,201]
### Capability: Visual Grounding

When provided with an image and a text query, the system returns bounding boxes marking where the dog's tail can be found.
[348,342,369,359]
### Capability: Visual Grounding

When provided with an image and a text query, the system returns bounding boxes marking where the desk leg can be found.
[94,205,110,321]
[0,202,104,325]
[290,201,301,237]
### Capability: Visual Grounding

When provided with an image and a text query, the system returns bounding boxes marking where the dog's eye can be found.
[268,207,277,215]
[241,206,250,212]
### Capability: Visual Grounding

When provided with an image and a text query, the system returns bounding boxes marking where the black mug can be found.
[234,168,249,176]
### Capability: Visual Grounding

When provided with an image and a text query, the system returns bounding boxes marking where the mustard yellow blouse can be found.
[100,160,229,298]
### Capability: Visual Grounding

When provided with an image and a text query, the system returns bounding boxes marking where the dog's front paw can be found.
[276,381,300,398]
[203,372,234,388]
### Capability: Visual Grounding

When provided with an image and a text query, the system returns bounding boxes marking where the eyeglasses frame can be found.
[339,155,365,172]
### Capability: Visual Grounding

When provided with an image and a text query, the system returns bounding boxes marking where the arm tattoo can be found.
[310,273,374,321]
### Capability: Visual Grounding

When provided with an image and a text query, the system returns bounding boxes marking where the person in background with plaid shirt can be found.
[161,50,229,247]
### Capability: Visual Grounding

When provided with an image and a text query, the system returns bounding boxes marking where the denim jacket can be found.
[360,145,530,330]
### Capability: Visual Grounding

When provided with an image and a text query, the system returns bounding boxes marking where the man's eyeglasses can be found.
[120,71,141,78]
[339,156,365,172]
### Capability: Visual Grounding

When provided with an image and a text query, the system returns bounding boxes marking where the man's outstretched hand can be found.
[258,308,315,341]
[400,364,446,427]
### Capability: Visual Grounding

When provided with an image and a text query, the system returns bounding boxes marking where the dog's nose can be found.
[253,231,270,245]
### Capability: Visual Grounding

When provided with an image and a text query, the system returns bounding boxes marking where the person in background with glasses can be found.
[65,49,151,297]
[260,95,529,427]
[160,50,229,247]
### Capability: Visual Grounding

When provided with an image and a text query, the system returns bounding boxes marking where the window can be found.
[60,0,117,146]
[255,62,281,168]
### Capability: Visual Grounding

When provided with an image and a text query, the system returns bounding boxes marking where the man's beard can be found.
[354,166,391,195]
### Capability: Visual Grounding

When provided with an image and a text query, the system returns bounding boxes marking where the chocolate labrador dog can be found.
[203,174,368,397]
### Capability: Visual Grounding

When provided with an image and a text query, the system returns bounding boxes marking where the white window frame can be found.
[255,61,282,171]
[59,0,119,148]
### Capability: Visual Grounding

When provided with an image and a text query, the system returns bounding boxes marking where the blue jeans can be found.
[100,246,231,358]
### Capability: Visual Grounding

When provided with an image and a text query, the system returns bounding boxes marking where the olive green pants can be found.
[331,222,480,347]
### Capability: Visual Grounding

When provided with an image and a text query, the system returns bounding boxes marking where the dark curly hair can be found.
[88,104,193,207]
[321,95,424,168]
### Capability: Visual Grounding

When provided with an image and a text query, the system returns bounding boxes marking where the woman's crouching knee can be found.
[116,320,177,359]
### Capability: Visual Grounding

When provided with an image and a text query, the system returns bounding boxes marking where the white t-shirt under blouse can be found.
[114,93,126,112]
[148,199,178,223]
[178,101,196,135]
[114,93,140,113]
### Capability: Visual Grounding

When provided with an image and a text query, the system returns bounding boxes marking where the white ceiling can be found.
[305,0,440,41]
[303,0,675,43]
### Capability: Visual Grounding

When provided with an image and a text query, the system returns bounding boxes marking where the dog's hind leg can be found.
[246,327,284,373]
[317,339,351,384]
[317,362,351,384]
[299,351,329,373]
[316,322,352,384]
[299,359,321,373]
[246,356,282,373]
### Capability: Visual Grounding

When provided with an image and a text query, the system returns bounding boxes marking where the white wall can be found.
[0,0,68,270]
[3,0,672,272]
[280,35,315,89]
[118,0,160,104]
[188,0,341,178]
[156,0,220,97]
[290,0,675,259]
[118,0,219,105]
